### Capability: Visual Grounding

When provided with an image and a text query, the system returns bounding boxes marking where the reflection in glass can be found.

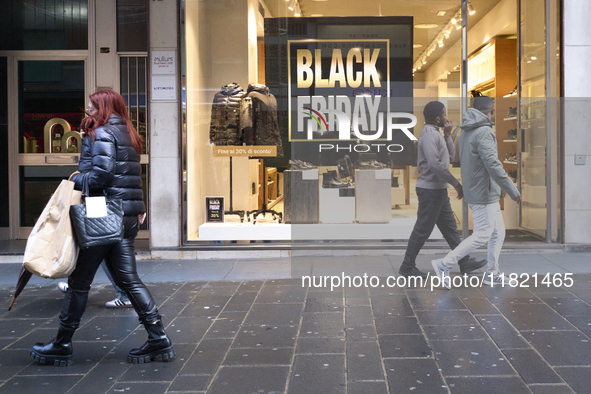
[519,0,547,238]
[19,166,79,227]
[18,61,85,154]
[0,0,88,50]
[117,0,148,52]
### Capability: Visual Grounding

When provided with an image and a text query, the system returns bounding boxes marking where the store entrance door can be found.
[6,57,87,239]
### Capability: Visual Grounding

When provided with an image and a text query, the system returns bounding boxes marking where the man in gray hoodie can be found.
[399,101,485,279]
[432,96,522,288]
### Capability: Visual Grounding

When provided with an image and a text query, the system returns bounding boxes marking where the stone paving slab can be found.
[0,254,590,393]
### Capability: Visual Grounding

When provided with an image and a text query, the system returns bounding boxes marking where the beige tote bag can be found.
[23,179,82,278]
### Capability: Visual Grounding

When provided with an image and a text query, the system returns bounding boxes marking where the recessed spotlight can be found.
[415,24,438,29]
[413,44,423,48]
[468,2,475,15]
[437,11,446,17]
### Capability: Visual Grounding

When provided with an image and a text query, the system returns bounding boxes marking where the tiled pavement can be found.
[0,252,590,393]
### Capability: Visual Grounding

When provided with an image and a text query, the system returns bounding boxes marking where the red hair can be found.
[80,89,143,154]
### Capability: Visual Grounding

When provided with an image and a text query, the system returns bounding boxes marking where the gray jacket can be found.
[458,108,520,204]
[416,124,459,189]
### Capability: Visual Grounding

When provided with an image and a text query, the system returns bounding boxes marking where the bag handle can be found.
[68,171,80,181]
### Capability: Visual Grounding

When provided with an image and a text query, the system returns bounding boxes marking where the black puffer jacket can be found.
[71,114,146,219]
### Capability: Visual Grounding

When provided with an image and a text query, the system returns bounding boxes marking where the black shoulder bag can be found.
[69,130,124,249]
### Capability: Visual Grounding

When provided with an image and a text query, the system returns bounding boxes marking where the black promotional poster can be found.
[265,17,414,167]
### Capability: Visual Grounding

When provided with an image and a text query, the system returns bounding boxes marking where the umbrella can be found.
[8,266,33,311]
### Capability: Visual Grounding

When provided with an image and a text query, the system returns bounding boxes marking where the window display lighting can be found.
[412,5,469,72]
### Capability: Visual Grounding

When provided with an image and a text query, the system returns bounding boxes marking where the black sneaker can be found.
[398,266,429,279]
[459,257,487,274]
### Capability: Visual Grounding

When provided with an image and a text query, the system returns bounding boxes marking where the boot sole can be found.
[29,349,73,367]
[127,346,175,364]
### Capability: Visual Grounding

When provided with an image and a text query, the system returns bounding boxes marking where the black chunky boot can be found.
[30,328,74,366]
[127,320,175,364]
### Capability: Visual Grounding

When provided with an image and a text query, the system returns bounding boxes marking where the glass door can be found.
[14,58,86,238]
[518,0,547,239]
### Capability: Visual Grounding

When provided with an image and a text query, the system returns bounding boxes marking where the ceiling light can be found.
[415,24,438,29]
[311,14,323,17]
[294,3,301,16]
[288,0,296,11]
[451,18,457,24]
[531,56,537,60]
[438,42,444,47]
[417,66,421,70]
[413,44,423,48]
[468,2,475,15]
[422,60,427,64]
[437,10,446,16]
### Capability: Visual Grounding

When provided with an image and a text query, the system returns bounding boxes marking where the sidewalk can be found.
[1,252,590,393]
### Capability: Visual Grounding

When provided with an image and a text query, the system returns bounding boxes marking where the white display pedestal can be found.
[391,187,406,207]
[199,222,290,240]
[319,187,356,224]
[504,196,519,230]
[355,169,392,223]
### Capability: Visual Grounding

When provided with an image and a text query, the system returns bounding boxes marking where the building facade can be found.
[1,0,589,252]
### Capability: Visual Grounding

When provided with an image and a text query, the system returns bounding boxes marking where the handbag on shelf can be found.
[70,176,124,250]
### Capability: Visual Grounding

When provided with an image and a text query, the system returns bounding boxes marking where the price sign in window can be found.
[205,197,224,223]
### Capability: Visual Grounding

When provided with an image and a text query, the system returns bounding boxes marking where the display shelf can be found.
[503,139,517,142]
[504,160,518,165]
[504,116,517,121]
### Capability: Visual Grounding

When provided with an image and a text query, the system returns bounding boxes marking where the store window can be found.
[117,0,148,52]
[0,0,88,50]
[181,0,555,245]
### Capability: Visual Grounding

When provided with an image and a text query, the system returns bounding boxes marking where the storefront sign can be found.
[152,75,176,101]
[152,51,176,74]
[205,197,224,222]
[212,145,277,157]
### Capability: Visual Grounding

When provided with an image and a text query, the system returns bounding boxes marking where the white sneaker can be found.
[482,273,512,287]
[58,282,69,293]
[431,259,452,289]
[105,295,133,308]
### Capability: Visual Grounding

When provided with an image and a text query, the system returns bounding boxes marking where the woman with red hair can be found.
[30,89,174,366]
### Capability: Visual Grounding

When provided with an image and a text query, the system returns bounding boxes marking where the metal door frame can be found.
[3,52,92,239]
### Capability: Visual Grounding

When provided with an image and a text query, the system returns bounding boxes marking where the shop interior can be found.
[183,0,554,243]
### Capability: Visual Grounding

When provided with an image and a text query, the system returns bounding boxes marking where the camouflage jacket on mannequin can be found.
[209,83,252,146]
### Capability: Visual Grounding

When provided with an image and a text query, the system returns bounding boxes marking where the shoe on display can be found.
[105,294,133,308]
[391,176,399,188]
[507,129,517,139]
[289,159,316,170]
[58,282,69,293]
[398,266,428,279]
[431,259,452,289]
[322,170,348,188]
[507,106,517,117]
[482,273,512,286]
[459,257,487,275]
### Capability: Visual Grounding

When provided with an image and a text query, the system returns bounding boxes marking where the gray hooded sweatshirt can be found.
[458,108,520,204]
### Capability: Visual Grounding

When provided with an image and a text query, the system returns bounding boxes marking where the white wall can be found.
[563,0,591,244]
[149,0,181,247]
[185,0,260,238]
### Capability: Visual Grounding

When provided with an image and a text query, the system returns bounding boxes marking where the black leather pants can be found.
[59,237,160,332]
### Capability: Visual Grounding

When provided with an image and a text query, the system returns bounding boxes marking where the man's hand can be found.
[454,183,464,199]
[138,213,146,225]
[443,120,454,137]
[512,194,522,203]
